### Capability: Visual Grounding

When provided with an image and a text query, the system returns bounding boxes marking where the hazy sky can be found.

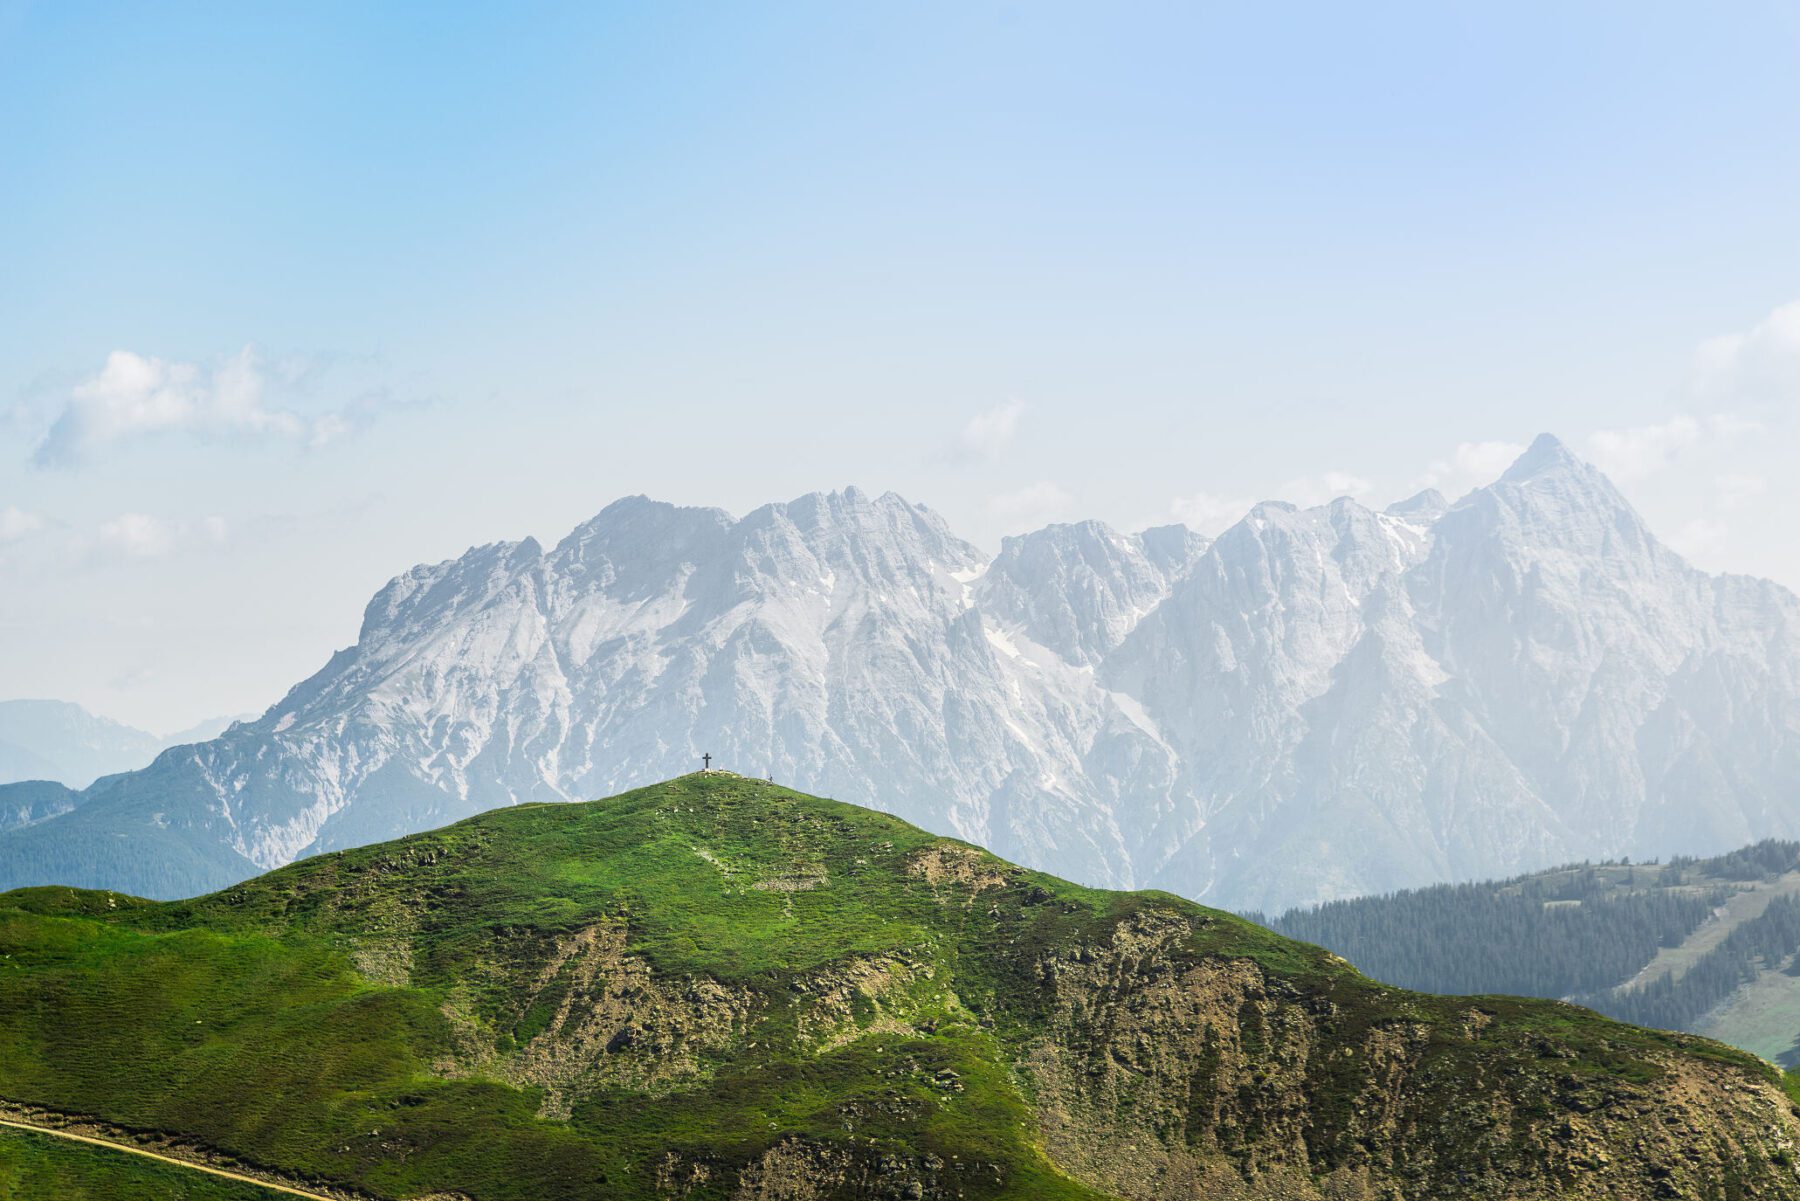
[3,2,1799,731]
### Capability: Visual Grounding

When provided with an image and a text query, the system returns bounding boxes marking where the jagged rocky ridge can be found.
[4,435,1800,912]
[4,774,1800,1200]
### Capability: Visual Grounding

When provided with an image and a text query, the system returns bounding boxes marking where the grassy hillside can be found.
[1267,841,1800,1064]
[4,774,1800,1199]
[0,1126,286,1200]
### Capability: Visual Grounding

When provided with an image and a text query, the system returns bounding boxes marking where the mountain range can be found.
[5,773,1798,1200]
[4,433,1799,913]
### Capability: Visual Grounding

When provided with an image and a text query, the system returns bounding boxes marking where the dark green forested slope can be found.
[4,775,1800,1200]
[1266,842,1800,1060]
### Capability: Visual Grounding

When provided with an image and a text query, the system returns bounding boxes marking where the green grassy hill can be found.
[4,774,1800,1199]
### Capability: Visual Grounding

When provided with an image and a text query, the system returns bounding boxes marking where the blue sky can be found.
[3,1,1799,728]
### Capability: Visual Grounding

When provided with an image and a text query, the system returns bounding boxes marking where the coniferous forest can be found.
[1264,841,1800,1054]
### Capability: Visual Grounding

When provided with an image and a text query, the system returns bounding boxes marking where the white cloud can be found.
[1695,300,1800,406]
[1716,472,1767,513]
[1667,517,1730,562]
[1582,414,1757,483]
[109,665,158,690]
[98,513,178,558]
[987,480,1072,530]
[33,346,376,466]
[0,505,45,542]
[307,412,353,448]
[1279,471,1373,507]
[1417,440,1527,498]
[1168,491,1255,534]
[954,399,1026,461]
[94,512,229,560]
[1583,417,1702,482]
[1661,475,1771,566]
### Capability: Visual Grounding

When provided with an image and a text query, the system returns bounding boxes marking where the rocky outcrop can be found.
[1019,910,1800,1200]
[437,920,758,1117]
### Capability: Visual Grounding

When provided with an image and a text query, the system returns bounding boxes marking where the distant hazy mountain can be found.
[0,700,161,790]
[0,699,246,793]
[5,434,1800,912]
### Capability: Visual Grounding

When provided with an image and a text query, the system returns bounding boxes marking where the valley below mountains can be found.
[4,434,1800,914]
[5,774,1800,1200]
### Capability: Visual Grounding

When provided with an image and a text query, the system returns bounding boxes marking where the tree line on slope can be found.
[1263,880,1722,997]
[1260,840,1800,1038]
[1666,841,1800,885]
[1586,895,1800,1033]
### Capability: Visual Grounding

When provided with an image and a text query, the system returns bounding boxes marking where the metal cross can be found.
[702,752,712,771]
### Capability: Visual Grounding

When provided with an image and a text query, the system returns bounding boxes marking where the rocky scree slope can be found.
[4,774,1800,1200]
[5,435,1800,913]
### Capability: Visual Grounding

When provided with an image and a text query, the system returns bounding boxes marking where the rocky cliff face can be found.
[1019,909,1796,1200]
[6,436,1800,913]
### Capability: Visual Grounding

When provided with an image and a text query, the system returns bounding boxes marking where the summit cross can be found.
[702,752,712,771]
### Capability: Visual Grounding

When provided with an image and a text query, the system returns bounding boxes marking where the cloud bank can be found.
[33,347,389,466]
[1695,300,1800,407]
[95,512,229,560]
[0,506,45,543]
[953,399,1026,462]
